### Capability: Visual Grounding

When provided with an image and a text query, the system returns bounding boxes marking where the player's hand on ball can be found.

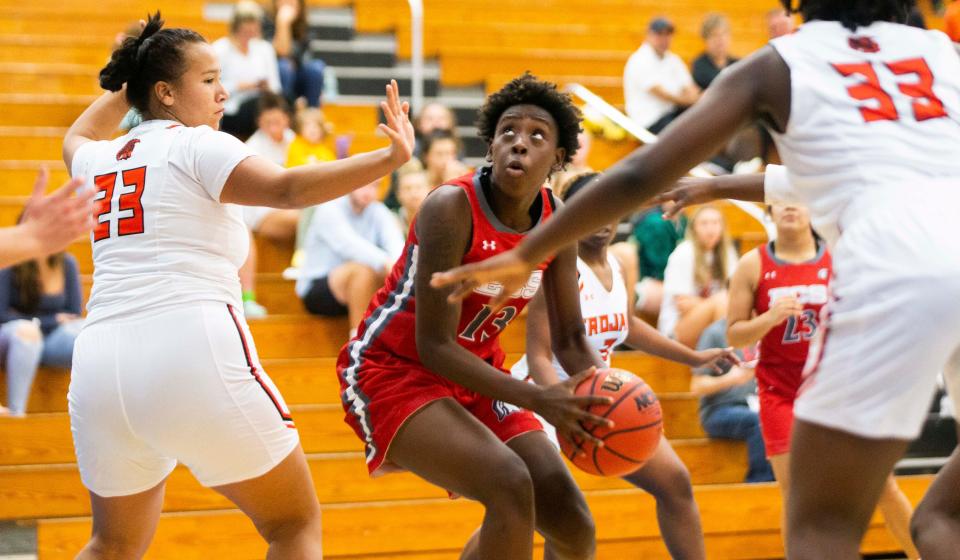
[768,295,803,324]
[692,346,740,373]
[533,368,613,453]
[655,177,718,219]
[379,80,415,167]
[431,249,534,307]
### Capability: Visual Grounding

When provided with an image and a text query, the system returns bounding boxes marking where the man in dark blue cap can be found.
[623,15,701,133]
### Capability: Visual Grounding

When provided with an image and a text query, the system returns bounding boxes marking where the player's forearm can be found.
[0,225,42,268]
[727,315,777,348]
[706,173,766,202]
[421,339,542,409]
[553,332,604,380]
[278,148,396,208]
[528,354,561,386]
[66,91,129,145]
[626,317,701,367]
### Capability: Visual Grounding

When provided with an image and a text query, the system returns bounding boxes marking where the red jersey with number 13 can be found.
[754,241,832,398]
[341,167,554,370]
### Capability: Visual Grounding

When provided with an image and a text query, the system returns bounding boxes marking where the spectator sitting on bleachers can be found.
[947,0,960,42]
[394,162,430,233]
[413,101,458,154]
[286,107,337,265]
[765,8,795,40]
[296,181,405,334]
[239,93,300,317]
[632,205,688,321]
[214,0,283,139]
[659,205,737,348]
[262,0,327,108]
[690,319,774,483]
[623,16,701,134]
[691,13,738,91]
[286,107,336,167]
[420,129,469,188]
[0,246,82,417]
[245,92,295,165]
[385,102,461,210]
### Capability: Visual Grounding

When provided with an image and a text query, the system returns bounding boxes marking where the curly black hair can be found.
[476,73,582,165]
[783,0,913,30]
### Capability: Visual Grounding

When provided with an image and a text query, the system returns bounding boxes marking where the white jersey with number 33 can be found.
[70,120,256,325]
[768,21,960,245]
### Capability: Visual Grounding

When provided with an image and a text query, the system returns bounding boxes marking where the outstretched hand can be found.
[653,177,719,219]
[693,346,741,373]
[379,80,415,167]
[21,168,93,257]
[430,249,534,307]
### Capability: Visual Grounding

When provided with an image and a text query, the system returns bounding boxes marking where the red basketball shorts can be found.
[758,385,796,457]
[337,347,542,476]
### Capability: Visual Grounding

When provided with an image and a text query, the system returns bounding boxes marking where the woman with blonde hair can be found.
[659,205,737,348]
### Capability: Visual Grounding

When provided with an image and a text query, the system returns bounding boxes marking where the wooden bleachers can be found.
[30,476,933,560]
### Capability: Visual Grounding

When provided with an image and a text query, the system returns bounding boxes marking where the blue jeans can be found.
[278,57,326,108]
[0,319,82,415]
[702,404,775,483]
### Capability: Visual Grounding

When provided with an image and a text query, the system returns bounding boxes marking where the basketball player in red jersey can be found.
[336,74,612,559]
[434,2,960,558]
[726,199,918,558]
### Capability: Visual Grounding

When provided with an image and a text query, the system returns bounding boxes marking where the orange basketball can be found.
[558,368,663,477]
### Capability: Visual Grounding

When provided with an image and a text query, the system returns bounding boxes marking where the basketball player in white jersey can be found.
[61,13,414,559]
[512,171,736,560]
[434,2,960,558]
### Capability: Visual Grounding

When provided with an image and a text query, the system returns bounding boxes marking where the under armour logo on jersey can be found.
[482,240,497,251]
[764,271,777,280]
[818,268,829,280]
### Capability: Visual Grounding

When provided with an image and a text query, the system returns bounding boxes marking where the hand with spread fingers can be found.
[431,249,535,306]
[378,80,416,168]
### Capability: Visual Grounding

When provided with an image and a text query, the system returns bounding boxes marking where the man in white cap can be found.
[623,16,701,133]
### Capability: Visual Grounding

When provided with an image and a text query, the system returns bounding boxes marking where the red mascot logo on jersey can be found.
[116,139,140,161]
[848,36,880,53]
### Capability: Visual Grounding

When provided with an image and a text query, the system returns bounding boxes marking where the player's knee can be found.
[253,505,323,545]
[13,321,42,344]
[656,463,695,505]
[480,453,534,515]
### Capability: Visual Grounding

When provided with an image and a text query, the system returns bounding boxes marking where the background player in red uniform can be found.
[727,200,918,558]
[337,74,611,559]
[433,2,960,558]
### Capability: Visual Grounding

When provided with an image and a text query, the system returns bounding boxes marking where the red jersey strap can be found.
[445,167,554,258]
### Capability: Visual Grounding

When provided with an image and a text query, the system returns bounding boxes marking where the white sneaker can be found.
[243,299,268,318]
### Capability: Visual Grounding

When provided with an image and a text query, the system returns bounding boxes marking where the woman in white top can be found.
[212,1,283,139]
[514,172,736,560]
[62,13,413,558]
[659,205,738,348]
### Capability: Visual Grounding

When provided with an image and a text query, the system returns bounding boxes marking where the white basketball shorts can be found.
[69,303,299,497]
[796,184,960,440]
